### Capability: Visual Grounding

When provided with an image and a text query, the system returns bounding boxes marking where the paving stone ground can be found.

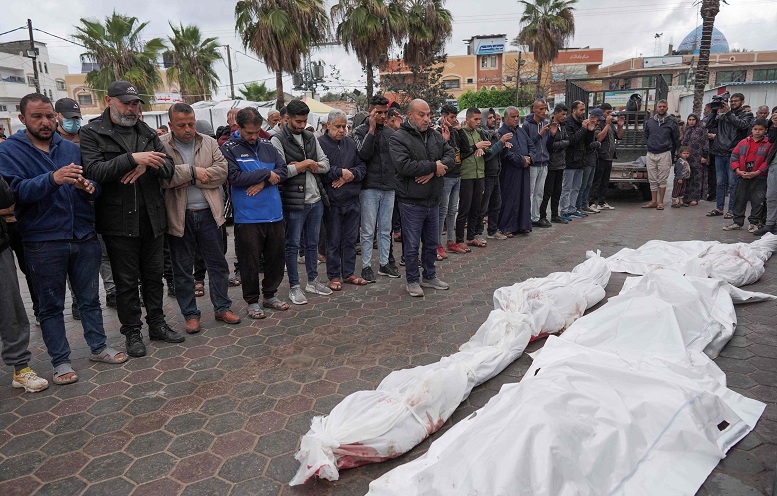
[0,189,775,496]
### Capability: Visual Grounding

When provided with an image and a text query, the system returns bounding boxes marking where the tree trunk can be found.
[275,70,285,109]
[692,0,720,115]
[535,60,544,99]
[366,62,374,101]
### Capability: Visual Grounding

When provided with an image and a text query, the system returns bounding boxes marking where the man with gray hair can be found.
[319,110,367,289]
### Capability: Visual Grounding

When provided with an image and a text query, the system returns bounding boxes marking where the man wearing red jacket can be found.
[722,119,771,232]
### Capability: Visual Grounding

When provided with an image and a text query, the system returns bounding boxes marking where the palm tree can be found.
[692,0,723,115]
[235,0,330,108]
[331,0,406,100]
[238,81,276,101]
[72,12,165,105]
[403,0,453,67]
[515,0,577,98]
[164,23,222,103]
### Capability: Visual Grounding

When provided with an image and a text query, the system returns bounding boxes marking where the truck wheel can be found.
[638,183,652,201]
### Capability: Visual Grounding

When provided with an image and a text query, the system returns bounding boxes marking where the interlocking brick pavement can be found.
[0,189,775,495]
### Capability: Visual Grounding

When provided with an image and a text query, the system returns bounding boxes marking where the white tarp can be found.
[367,270,767,496]
[606,233,777,287]
[289,252,611,485]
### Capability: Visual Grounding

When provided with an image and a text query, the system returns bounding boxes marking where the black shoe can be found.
[551,215,568,224]
[399,256,406,266]
[361,266,377,283]
[72,304,81,320]
[125,329,146,357]
[106,294,117,308]
[378,264,401,278]
[167,285,176,297]
[149,323,186,343]
[754,224,775,236]
[538,218,552,228]
[531,221,541,227]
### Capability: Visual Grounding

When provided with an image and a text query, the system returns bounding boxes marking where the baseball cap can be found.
[107,80,146,104]
[55,98,82,119]
[589,108,604,119]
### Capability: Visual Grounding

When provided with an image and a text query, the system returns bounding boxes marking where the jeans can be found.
[560,169,584,215]
[540,169,564,219]
[0,248,32,368]
[399,201,439,284]
[439,176,460,245]
[716,154,738,212]
[103,215,167,335]
[767,162,777,226]
[325,201,360,279]
[235,221,285,303]
[167,210,232,319]
[577,165,596,210]
[360,189,394,268]
[24,236,106,367]
[529,165,548,222]
[456,177,485,242]
[475,175,501,236]
[285,200,324,287]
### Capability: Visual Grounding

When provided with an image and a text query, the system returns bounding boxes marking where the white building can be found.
[0,41,69,134]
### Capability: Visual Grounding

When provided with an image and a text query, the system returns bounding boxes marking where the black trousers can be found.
[474,175,501,236]
[590,159,613,206]
[103,216,166,334]
[540,169,564,219]
[732,177,767,226]
[235,221,285,304]
[456,177,485,242]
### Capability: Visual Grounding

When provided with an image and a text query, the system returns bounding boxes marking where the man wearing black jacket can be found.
[559,101,596,220]
[82,80,185,357]
[390,99,456,297]
[541,104,570,223]
[474,109,510,241]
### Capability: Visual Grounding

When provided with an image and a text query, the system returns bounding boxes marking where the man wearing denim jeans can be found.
[438,104,471,258]
[352,95,399,282]
[271,100,332,304]
[161,103,241,334]
[576,110,602,214]
[0,93,126,386]
[560,101,596,220]
[390,99,455,297]
[522,100,554,228]
[709,93,754,217]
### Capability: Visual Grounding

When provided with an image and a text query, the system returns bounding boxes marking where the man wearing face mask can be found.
[81,80,183,358]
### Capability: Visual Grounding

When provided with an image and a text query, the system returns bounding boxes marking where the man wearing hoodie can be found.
[522,100,554,228]
[0,93,125,386]
[390,99,456,297]
[222,107,289,319]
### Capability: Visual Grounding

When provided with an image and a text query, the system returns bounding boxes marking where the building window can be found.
[48,89,53,98]
[678,72,688,86]
[715,70,746,85]
[38,61,42,72]
[466,77,474,84]
[43,63,48,74]
[442,79,461,90]
[0,105,6,112]
[753,68,777,81]
[56,80,66,91]
[490,55,497,68]
[27,75,35,86]
[480,56,488,69]
[642,74,672,87]
[77,94,93,106]
[490,85,497,90]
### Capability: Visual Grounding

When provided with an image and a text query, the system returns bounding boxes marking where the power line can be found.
[32,28,85,48]
[0,26,26,38]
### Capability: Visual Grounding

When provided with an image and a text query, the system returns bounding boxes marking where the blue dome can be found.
[677,26,729,54]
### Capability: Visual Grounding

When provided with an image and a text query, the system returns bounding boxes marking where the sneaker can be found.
[722,223,742,231]
[446,241,467,254]
[305,280,333,296]
[599,202,615,210]
[581,206,598,214]
[12,367,49,393]
[531,220,541,227]
[125,329,147,357]
[436,245,448,260]
[399,256,406,267]
[538,218,552,228]
[149,323,186,343]
[590,204,602,213]
[361,266,376,283]
[289,285,308,304]
[748,223,759,233]
[297,255,305,265]
[406,282,424,297]
[571,211,586,218]
[551,215,569,224]
[487,231,508,240]
[560,214,574,222]
[474,234,488,245]
[378,264,401,278]
[754,224,775,236]
[421,277,450,290]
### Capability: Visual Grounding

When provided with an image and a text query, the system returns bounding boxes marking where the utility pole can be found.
[27,19,40,94]
[515,51,524,106]
[223,45,235,100]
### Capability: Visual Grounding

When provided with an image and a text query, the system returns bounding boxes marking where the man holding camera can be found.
[707,93,754,218]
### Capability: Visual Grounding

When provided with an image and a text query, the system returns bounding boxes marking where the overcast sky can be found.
[1,0,774,100]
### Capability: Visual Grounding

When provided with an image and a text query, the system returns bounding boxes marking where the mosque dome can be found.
[677,26,730,54]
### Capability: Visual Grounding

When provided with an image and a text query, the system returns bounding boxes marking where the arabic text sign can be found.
[643,56,684,69]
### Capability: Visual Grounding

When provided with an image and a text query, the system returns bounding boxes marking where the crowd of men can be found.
[1,80,776,392]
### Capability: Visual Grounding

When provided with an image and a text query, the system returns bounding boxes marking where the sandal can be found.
[689,201,698,206]
[343,275,368,285]
[467,239,487,248]
[328,278,342,291]
[90,347,128,364]
[681,202,690,207]
[671,203,680,208]
[262,296,289,311]
[229,274,241,287]
[194,281,205,297]
[656,204,664,210]
[52,363,78,385]
[724,211,734,219]
[457,242,472,253]
[246,303,266,320]
[642,202,657,208]
[706,209,723,217]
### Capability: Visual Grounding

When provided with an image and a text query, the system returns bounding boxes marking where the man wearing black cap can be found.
[55,98,83,145]
[81,80,184,357]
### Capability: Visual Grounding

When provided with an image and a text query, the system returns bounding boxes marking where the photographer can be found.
[702,104,718,201]
[707,93,754,218]
[589,103,625,211]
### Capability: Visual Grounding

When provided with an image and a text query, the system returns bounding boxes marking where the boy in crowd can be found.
[723,119,771,232]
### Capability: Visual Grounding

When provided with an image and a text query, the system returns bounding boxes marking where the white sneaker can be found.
[748,223,759,233]
[599,202,615,210]
[589,204,601,213]
[305,280,333,296]
[12,367,49,393]
[487,231,508,240]
[289,285,308,305]
[474,234,488,245]
[406,282,424,297]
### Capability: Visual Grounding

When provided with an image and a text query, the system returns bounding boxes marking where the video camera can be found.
[709,91,730,111]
